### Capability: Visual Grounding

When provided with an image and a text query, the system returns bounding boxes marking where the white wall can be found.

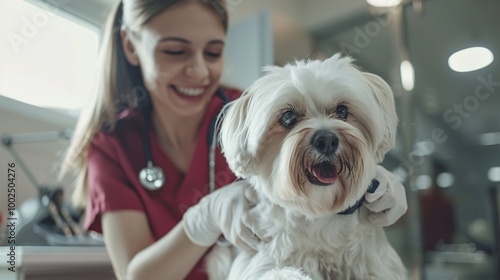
[227,0,368,28]
[226,0,370,66]
[220,9,274,90]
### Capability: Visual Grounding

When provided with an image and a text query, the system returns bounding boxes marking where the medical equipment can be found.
[138,89,230,192]
[1,130,103,246]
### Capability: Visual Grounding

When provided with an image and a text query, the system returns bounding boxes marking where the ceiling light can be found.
[478,132,500,146]
[416,175,432,190]
[400,60,415,91]
[448,47,494,72]
[488,167,500,182]
[366,0,403,7]
[437,172,454,188]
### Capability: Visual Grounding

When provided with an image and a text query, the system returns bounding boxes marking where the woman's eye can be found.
[336,105,348,119]
[280,110,298,127]
[163,50,184,55]
[205,52,222,58]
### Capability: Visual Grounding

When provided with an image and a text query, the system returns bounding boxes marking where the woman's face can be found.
[125,1,226,118]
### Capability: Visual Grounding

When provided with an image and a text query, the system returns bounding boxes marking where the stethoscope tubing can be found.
[139,89,230,192]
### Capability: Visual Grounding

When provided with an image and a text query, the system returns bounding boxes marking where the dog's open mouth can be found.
[306,161,338,186]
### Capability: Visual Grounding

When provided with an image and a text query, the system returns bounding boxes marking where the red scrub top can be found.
[85,89,240,279]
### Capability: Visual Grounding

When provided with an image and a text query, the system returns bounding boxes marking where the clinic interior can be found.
[0,0,499,279]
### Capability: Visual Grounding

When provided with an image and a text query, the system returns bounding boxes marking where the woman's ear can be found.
[120,28,140,66]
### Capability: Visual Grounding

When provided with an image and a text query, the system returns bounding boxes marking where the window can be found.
[0,0,98,114]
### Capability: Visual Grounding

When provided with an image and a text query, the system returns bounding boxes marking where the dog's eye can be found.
[336,105,348,119]
[280,110,297,127]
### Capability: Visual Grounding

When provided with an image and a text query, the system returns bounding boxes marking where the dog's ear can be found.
[219,92,258,178]
[363,72,398,163]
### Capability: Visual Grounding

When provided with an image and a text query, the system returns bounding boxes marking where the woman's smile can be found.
[170,85,207,102]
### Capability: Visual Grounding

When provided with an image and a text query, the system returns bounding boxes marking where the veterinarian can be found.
[60,1,408,280]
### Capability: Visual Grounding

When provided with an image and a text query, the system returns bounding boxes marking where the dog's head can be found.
[219,54,398,218]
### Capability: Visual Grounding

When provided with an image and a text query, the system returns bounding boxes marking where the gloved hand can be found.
[182,180,263,251]
[359,165,408,226]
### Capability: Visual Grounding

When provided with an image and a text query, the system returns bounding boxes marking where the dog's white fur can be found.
[207,54,406,280]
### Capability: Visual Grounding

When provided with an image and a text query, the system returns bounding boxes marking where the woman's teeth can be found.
[175,86,204,96]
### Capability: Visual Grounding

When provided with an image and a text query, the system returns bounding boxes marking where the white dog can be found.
[208,54,407,280]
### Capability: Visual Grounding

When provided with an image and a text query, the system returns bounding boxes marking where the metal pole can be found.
[387,4,423,279]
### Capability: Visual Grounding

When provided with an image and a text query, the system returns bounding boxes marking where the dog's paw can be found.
[258,267,313,280]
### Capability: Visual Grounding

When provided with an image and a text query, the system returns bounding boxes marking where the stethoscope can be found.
[138,89,230,191]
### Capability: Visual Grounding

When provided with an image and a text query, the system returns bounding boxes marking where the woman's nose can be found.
[185,54,209,79]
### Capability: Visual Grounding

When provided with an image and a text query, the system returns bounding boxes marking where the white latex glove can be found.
[359,165,408,226]
[182,180,263,251]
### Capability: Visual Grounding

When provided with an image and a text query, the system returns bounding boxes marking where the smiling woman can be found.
[0,0,98,113]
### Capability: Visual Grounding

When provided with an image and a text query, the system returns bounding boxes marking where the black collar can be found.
[337,179,380,215]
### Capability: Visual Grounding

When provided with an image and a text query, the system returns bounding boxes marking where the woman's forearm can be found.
[126,221,210,280]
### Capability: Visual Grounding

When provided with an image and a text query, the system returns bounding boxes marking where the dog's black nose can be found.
[311,130,339,156]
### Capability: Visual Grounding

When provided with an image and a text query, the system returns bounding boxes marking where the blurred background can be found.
[0,0,499,279]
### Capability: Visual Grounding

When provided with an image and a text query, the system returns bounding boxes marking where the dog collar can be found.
[336,179,380,215]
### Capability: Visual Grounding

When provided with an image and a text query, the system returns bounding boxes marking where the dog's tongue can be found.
[312,163,338,184]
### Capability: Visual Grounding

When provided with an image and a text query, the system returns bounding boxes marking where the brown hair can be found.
[60,0,228,207]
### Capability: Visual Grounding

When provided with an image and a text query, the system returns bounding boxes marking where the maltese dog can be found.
[208,54,406,280]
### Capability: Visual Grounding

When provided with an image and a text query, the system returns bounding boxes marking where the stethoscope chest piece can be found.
[139,162,165,191]
[138,89,229,192]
